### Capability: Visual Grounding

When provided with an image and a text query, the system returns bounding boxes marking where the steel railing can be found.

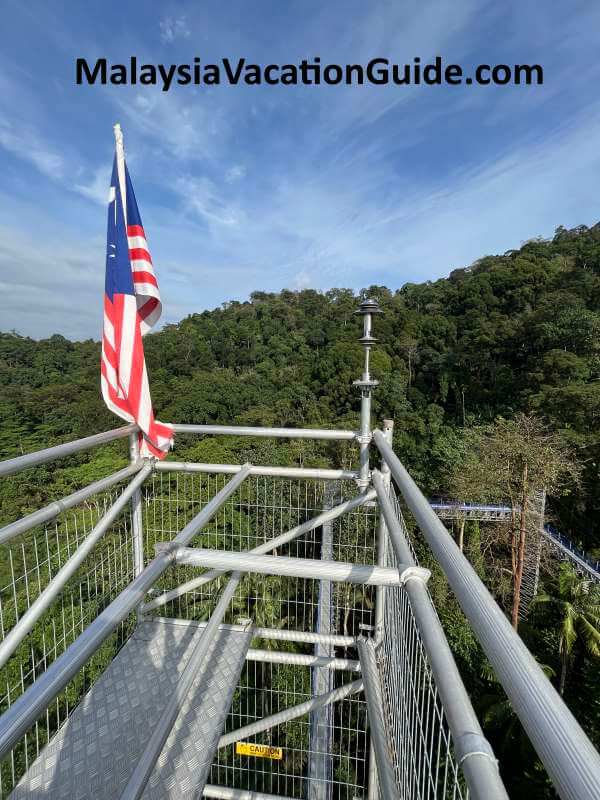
[1,418,598,800]
[373,427,600,800]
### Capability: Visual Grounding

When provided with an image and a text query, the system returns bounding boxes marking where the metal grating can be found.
[10,619,251,799]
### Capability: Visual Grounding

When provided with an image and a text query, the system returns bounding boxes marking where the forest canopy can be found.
[2,222,599,550]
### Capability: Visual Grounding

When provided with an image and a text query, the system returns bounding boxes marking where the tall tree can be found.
[449,414,580,629]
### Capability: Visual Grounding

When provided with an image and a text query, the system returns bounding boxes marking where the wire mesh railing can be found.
[142,472,377,638]
[0,471,377,799]
[378,486,466,799]
[211,660,368,800]
[0,491,136,796]
[142,472,376,798]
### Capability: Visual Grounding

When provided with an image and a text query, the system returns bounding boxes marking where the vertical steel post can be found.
[359,638,400,800]
[374,419,393,644]
[129,431,145,621]
[353,298,382,490]
[308,485,335,800]
[368,418,393,800]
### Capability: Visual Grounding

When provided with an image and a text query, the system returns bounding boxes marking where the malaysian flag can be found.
[101,124,174,458]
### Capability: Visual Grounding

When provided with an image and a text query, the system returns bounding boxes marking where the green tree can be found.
[534,563,600,695]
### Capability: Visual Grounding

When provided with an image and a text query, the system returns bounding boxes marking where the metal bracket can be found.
[154,541,179,560]
[398,565,431,586]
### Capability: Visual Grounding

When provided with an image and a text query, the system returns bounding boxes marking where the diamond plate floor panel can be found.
[11,619,252,800]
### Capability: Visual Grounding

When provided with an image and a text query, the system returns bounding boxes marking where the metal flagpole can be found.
[114,122,127,225]
[129,430,146,622]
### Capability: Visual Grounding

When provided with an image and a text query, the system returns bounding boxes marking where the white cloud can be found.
[115,90,223,160]
[176,175,241,227]
[0,117,64,180]
[159,16,191,44]
[74,165,111,206]
[0,223,104,339]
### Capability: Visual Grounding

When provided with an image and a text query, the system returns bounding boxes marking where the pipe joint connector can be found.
[154,541,179,562]
[454,731,498,768]
[398,565,431,586]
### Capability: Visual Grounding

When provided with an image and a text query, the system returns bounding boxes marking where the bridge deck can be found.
[10,618,252,800]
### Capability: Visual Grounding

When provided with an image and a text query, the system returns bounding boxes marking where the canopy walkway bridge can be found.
[0,299,599,800]
[430,499,600,620]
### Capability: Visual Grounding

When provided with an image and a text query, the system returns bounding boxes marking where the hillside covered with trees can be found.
[2,222,600,545]
[1,222,600,797]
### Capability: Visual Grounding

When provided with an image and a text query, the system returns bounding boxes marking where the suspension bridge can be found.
[431,500,600,579]
[0,299,599,800]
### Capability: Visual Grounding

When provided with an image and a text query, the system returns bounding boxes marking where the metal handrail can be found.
[357,637,400,800]
[169,545,422,586]
[0,422,356,481]
[0,461,143,544]
[0,424,137,477]
[155,460,358,480]
[373,428,600,800]
[172,423,356,440]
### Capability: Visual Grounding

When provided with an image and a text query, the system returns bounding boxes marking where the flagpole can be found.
[113,123,128,226]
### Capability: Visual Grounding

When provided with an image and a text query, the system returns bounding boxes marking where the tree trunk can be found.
[559,647,568,696]
[511,465,529,630]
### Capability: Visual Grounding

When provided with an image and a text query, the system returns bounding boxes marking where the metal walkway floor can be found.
[11,618,252,800]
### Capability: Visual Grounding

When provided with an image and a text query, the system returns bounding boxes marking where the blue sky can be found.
[1,0,599,340]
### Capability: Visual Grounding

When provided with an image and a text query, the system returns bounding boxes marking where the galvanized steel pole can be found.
[203,785,290,800]
[368,418,393,800]
[245,648,360,671]
[218,680,364,750]
[353,299,382,489]
[374,420,393,644]
[129,433,145,623]
[0,462,143,544]
[155,460,358,481]
[0,424,136,477]
[172,424,356,440]
[372,469,507,800]
[169,546,419,586]
[358,637,400,800]
[151,617,357,648]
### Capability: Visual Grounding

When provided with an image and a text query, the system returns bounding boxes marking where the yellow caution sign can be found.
[236,741,282,760]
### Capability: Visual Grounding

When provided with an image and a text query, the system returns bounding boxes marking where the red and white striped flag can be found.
[101,124,174,458]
